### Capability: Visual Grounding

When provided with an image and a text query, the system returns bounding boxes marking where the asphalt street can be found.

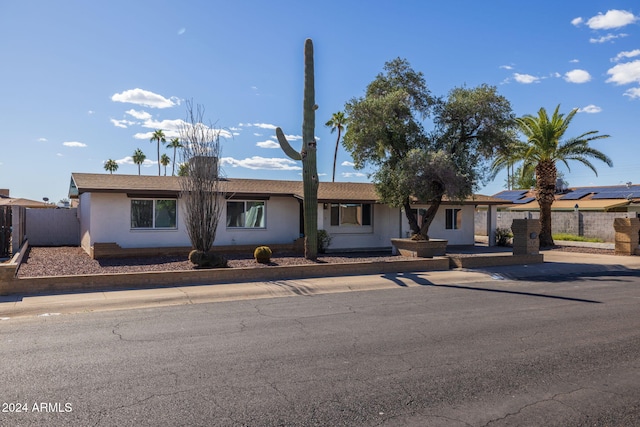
[1,266,640,426]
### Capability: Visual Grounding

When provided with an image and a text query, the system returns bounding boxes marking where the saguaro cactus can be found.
[276,38,319,261]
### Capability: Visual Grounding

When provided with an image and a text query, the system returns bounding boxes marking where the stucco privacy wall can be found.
[475,210,633,242]
[401,205,476,245]
[26,207,80,246]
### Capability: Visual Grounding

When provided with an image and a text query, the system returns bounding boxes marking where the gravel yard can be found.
[16,246,402,278]
[14,244,616,278]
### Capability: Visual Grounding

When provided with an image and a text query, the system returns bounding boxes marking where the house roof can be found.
[69,173,508,205]
[494,184,640,211]
[0,198,56,208]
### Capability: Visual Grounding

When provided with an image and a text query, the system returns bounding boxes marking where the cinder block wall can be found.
[475,210,632,242]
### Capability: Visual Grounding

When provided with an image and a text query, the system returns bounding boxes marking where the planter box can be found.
[391,238,447,258]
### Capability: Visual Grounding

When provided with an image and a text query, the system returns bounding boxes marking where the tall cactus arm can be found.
[276,127,302,161]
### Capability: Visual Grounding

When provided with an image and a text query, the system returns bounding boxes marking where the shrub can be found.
[253,246,272,264]
[189,249,228,268]
[317,229,332,253]
[495,227,513,246]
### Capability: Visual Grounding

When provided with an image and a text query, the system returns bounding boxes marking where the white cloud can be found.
[253,133,262,137]
[63,141,87,148]
[220,156,302,170]
[125,109,152,120]
[110,118,135,129]
[239,122,277,130]
[564,69,591,83]
[37,137,47,142]
[513,73,540,84]
[341,161,355,167]
[612,49,640,62]
[623,87,640,99]
[256,140,280,148]
[177,28,186,35]
[590,33,628,44]
[569,59,580,63]
[116,156,155,167]
[578,105,602,113]
[606,60,640,85]
[586,10,637,30]
[571,17,584,26]
[88,110,94,115]
[56,153,63,157]
[111,88,177,109]
[499,65,513,70]
[342,172,366,178]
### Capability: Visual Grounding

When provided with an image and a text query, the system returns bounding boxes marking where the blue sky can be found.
[2,1,640,203]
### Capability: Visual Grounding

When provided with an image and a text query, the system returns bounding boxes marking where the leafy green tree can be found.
[508,165,536,190]
[177,163,189,176]
[325,111,347,182]
[160,153,171,176]
[511,105,612,246]
[150,129,166,176]
[132,148,146,175]
[103,159,119,174]
[166,137,183,176]
[343,58,515,240]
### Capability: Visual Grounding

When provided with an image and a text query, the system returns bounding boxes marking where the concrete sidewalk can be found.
[2,249,640,320]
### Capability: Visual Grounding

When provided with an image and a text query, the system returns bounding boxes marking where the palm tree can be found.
[150,129,166,176]
[177,163,189,176]
[166,138,183,176]
[325,111,347,182]
[515,105,612,247]
[103,159,119,174]
[132,148,146,175]
[160,153,171,176]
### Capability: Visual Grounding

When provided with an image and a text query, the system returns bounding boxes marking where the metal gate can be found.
[0,206,11,257]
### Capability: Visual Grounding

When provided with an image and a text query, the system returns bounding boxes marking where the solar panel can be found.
[560,191,591,200]
[494,190,528,202]
[515,197,535,204]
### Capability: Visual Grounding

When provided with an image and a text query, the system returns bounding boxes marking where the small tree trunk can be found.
[416,196,443,240]
[403,198,420,236]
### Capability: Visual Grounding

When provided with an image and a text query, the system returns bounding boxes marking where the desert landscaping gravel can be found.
[14,244,616,278]
[16,246,404,278]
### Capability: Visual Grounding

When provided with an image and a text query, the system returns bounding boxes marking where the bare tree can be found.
[179,100,225,253]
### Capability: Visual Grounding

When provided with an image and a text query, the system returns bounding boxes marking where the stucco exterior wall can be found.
[78,193,302,250]
[400,205,476,245]
[321,204,401,251]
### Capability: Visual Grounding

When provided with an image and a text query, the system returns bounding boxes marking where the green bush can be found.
[188,250,228,268]
[317,229,332,253]
[253,246,272,264]
[495,227,513,246]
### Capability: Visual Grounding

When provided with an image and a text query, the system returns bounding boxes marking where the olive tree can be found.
[343,58,516,240]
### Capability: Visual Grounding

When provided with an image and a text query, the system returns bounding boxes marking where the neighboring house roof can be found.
[494,184,640,212]
[0,198,56,208]
[69,173,508,205]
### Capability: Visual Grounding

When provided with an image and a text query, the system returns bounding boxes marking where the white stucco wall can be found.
[78,193,301,249]
[217,196,301,246]
[321,203,401,251]
[400,204,476,245]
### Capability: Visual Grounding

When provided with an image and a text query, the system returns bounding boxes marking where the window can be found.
[330,203,372,226]
[445,208,462,230]
[227,201,265,228]
[131,199,177,229]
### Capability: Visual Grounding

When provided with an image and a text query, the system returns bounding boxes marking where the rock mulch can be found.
[16,246,402,278]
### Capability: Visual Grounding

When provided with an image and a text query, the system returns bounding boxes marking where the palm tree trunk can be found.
[535,160,557,247]
[172,147,177,176]
[332,128,341,182]
[157,143,161,176]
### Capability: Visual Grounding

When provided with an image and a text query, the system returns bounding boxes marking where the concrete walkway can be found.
[2,249,640,320]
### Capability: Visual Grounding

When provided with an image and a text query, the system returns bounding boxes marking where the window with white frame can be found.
[131,199,177,229]
[330,203,372,226]
[226,201,266,228]
[445,208,462,230]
